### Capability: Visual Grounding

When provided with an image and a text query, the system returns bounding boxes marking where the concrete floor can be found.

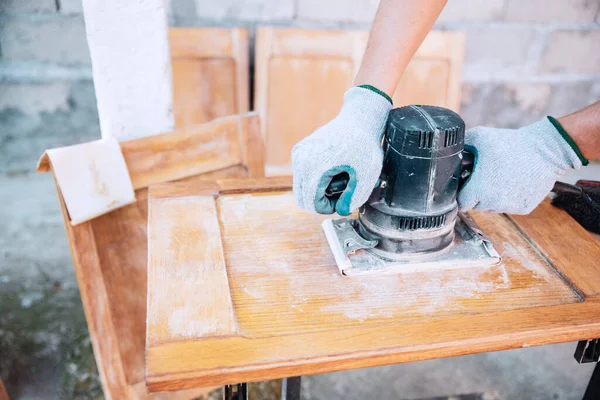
[0,174,596,399]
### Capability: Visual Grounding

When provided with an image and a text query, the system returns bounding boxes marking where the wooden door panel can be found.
[145,178,600,392]
[169,28,249,128]
[172,58,237,127]
[266,57,350,167]
[394,59,450,108]
[255,27,465,173]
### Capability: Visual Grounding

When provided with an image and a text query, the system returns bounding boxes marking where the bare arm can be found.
[353,0,448,97]
[558,102,600,161]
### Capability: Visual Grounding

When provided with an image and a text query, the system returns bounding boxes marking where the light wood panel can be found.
[169,28,249,128]
[510,201,600,300]
[254,27,465,174]
[146,178,600,392]
[39,114,264,399]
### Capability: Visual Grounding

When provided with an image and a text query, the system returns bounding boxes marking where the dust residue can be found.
[319,263,512,321]
[500,242,551,280]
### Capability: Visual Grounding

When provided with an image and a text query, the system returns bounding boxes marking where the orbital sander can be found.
[322,105,501,276]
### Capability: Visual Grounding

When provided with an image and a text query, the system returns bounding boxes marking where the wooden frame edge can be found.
[52,175,131,398]
[146,301,600,392]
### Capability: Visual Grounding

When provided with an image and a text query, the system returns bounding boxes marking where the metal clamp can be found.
[224,383,247,400]
[575,339,600,363]
[331,218,378,255]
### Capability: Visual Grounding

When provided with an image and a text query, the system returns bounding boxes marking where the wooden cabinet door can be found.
[254,27,465,175]
[145,177,600,392]
[169,28,249,128]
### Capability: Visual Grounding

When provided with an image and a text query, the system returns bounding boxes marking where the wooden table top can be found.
[145,177,600,392]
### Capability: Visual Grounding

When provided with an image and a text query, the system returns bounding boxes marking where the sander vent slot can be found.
[398,215,447,231]
[417,131,434,149]
[444,128,459,147]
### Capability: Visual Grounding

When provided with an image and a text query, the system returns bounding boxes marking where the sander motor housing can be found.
[357,105,473,260]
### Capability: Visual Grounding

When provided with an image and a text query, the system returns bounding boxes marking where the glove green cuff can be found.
[547,116,589,166]
[357,84,393,105]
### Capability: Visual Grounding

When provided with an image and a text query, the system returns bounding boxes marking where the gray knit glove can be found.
[292,86,392,215]
[458,116,588,214]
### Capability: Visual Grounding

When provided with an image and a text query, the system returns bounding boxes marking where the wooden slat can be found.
[147,301,600,391]
[121,113,263,190]
[510,200,600,299]
[237,112,265,178]
[145,179,599,392]
[147,195,237,345]
[169,27,249,128]
[122,115,245,190]
[254,27,465,174]
[53,177,131,398]
[149,176,292,199]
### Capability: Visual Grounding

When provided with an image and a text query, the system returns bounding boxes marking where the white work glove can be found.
[458,116,588,214]
[292,86,392,215]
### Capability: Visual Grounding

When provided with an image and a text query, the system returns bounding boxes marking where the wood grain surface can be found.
[0,379,9,400]
[43,116,264,399]
[254,27,465,174]
[169,28,249,128]
[146,179,600,392]
[121,113,262,190]
[510,200,600,300]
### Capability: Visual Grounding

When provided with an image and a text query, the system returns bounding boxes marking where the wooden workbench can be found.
[145,177,600,392]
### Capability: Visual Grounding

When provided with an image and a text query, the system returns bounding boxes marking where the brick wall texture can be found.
[1,0,599,175]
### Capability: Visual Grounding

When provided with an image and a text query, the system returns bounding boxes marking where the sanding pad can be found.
[322,214,501,276]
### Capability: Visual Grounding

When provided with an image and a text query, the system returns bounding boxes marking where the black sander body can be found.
[358,105,473,260]
[322,105,499,276]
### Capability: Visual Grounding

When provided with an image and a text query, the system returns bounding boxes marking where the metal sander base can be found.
[322,214,501,277]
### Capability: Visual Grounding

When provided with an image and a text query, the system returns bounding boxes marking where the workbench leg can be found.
[583,363,600,400]
[223,383,247,400]
[282,376,301,400]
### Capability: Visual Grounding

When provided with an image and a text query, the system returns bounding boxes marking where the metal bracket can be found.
[223,383,248,400]
[575,339,600,363]
[281,376,302,400]
[457,212,501,260]
[331,218,378,255]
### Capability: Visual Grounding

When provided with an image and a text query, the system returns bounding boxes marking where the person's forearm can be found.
[558,101,600,161]
[353,0,447,97]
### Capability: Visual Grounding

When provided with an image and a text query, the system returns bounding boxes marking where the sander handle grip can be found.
[459,149,475,190]
[325,149,475,199]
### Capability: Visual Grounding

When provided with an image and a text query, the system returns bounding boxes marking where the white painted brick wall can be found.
[297,0,379,24]
[437,0,505,22]
[0,83,71,115]
[0,17,90,65]
[0,0,56,13]
[1,0,599,144]
[540,30,600,74]
[504,0,600,24]
[463,26,539,79]
[59,0,84,15]
[194,0,294,21]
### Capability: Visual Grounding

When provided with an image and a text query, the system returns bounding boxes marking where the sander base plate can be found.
[322,213,501,277]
